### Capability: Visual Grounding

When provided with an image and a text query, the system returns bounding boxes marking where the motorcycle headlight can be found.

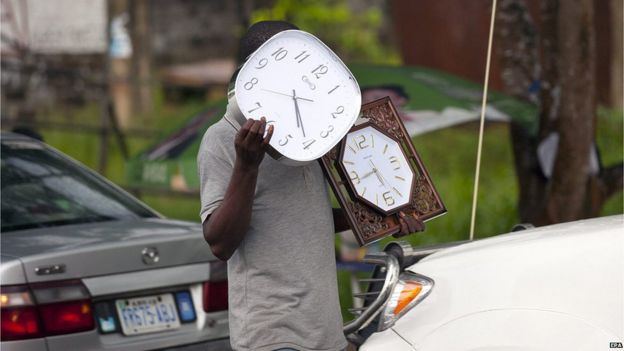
[379,272,433,330]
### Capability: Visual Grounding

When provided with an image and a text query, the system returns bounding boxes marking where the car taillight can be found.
[1,280,95,341]
[38,300,93,336]
[202,281,228,312]
[203,261,228,312]
[1,286,42,341]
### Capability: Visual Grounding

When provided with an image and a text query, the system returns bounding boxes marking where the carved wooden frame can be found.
[320,97,446,246]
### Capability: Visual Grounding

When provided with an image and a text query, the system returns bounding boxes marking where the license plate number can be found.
[115,293,181,336]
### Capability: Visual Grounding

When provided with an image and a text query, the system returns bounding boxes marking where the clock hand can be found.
[291,92,300,129]
[371,160,390,186]
[369,160,386,187]
[293,89,306,138]
[261,88,314,102]
[361,169,377,179]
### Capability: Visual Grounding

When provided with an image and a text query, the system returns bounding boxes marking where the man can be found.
[198,21,423,351]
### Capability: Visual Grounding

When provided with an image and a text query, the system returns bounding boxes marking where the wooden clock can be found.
[320,97,446,246]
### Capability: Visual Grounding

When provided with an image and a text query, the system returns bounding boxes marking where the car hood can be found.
[0,218,216,283]
[417,214,623,265]
[396,215,624,345]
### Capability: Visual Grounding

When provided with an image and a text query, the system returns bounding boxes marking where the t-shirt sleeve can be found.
[197,132,234,223]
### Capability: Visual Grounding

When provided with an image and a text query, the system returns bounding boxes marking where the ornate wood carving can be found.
[320,97,446,246]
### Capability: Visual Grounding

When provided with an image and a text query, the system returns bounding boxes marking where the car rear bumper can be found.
[1,338,232,351]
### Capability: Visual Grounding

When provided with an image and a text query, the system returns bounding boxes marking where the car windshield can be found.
[1,139,156,232]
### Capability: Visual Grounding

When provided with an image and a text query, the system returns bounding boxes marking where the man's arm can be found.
[202,118,273,261]
[332,208,351,232]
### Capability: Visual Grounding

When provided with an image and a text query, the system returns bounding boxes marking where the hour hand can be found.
[361,169,376,179]
[369,160,386,187]
[292,90,306,137]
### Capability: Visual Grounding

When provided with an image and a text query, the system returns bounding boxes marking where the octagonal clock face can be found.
[234,30,361,163]
[340,125,415,214]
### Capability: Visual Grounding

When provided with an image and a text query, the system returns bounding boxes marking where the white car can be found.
[345,215,623,351]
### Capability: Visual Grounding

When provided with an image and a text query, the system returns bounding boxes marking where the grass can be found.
[30,101,623,322]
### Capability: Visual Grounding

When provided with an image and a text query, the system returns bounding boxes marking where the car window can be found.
[1,140,157,232]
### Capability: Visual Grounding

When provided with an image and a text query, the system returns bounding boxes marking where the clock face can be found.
[340,125,415,214]
[235,30,361,162]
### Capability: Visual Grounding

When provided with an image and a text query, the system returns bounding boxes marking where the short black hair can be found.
[238,21,299,63]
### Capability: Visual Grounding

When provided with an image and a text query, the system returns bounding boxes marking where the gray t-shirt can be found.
[197,106,347,351]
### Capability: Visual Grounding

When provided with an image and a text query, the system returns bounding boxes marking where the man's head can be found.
[238,21,299,63]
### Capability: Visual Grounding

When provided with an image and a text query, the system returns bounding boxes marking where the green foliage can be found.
[596,106,624,215]
[596,106,623,167]
[251,0,401,64]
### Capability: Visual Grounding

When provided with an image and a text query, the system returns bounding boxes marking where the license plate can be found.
[115,293,181,336]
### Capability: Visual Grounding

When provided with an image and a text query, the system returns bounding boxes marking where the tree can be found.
[250,0,400,64]
[496,0,622,225]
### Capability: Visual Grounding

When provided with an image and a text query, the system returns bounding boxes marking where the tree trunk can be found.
[542,0,596,223]
[496,0,620,225]
[131,0,152,115]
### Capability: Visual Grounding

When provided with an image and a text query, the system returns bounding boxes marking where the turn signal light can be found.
[393,281,423,315]
[379,272,433,330]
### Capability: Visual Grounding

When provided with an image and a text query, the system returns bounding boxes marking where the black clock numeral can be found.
[294,51,310,63]
[247,102,262,113]
[311,64,328,79]
[320,125,335,138]
[382,191,395,206]
[271,47,288,61]
[302,139,316,149]
[256,58,268,69]
[356,134,369,150]
[279,134,293,146]
[331,105,344,119]
[244,77,258,90]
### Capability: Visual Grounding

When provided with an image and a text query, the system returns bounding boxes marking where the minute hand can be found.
[262,88,314,102]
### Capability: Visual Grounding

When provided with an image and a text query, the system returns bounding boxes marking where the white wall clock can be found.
[231,30,361,165]
[339,124,415,215]
[320,97,446,246]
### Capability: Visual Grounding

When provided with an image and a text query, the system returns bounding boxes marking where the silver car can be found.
[1,133,230,350]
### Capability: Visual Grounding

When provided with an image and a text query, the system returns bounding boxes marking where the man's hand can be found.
[235,117,274,169]
[394,211,425,238]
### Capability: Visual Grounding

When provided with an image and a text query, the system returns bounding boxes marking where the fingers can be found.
[396,217,409,238]
[401,211,425,233]
[246,118,264,141]
[263,124,274,145]
[236,119,254,143]
[395,212,425,237]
